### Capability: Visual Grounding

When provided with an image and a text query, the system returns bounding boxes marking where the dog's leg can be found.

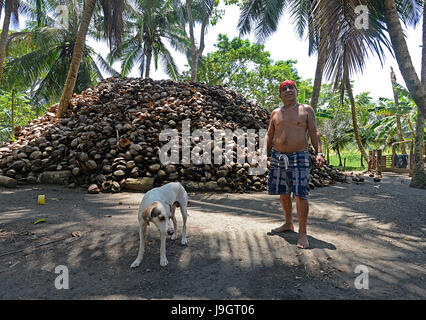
[159,222,168,267]
[130,222,147,269]
[170,206,178,240]
[180,204,188,246]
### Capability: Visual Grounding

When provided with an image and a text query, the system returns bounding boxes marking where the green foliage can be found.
[316,83,383,160]
[106,0,188,79]
[179,34,310,110]
[327,149,365,172]
[2,1,114,108]
[0,90,36,142]
[369,82,417,149]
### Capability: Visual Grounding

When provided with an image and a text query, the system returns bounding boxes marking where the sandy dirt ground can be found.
[0,172,425,300]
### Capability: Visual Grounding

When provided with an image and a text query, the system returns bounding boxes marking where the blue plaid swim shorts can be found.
[267,149,311,199]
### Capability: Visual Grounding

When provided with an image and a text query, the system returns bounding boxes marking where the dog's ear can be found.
[151,206,167,222]
[150,206,162,218]
[142,202,159,225]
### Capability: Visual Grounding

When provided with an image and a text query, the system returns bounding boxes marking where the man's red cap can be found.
[279,80,297,93]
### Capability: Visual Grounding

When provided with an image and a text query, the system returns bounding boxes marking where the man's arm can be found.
[306,105,324,167]
[261,109,276,158]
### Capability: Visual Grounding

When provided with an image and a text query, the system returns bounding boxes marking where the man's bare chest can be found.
[274,107,308,130]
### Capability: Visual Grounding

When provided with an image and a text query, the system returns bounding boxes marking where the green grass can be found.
[326,151,366,172]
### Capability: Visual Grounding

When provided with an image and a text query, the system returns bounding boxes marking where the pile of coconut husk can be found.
[0,77,346,193]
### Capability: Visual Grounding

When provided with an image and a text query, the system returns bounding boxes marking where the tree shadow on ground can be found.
[0,175,424,299]
[266,231,337,250]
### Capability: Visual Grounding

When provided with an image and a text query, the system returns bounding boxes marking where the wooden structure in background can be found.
[369,140,415,174]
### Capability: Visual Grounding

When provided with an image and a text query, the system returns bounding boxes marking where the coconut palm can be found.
[238,0,330,112]
[106,0,189,79]
[3,24,118,107]
[311,0,419,165]
[382,0,424,116]
[57,0,125,118]
[0,0,20,85]
[2,0,119,105]
[370,83,418,150]
[0,0,56,85]
[381,0,425,188]
[320,112,353,166]
[390,66,407,153]
[183,0,214,81]
[19,0,58,28]
[313,0,424,187]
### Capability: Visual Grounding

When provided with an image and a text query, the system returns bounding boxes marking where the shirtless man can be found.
[261,80,324,249]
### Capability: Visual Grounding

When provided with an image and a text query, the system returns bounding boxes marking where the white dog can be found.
[130,182,188,268]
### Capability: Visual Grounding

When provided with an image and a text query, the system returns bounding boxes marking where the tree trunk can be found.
[187,0,207,82]
[346,76,369,165]
[406,116,416,140]
[395,116,405,152]
[10,89,14,140]
[57,0,96,118]
[139,45,145,78]
[409,5,426,189]
[409,3,426,189]
[391,67,407,154]
[145,45,152,79]
[409,107,425,188]
[0,2,12,85]
[336,145,342,166]
[383,0,425,116]
[36,0,42,27]
[326,141,330,163]
[187,0,197,81]
[0,0,4,21]
[422,2,425,92]
[310,47,326,112]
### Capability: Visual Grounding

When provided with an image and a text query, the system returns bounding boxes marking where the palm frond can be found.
[394,0,424,27]
[158,44,179,80]
[314,0,392,92]
[98,0,125,49]
[95,52,121,77]
[289,0,313,39]
[238,0,288,42]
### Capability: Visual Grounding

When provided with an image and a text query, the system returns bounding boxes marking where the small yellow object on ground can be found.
[38,195,45,205]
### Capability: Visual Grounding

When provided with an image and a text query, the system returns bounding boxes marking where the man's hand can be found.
[316,154,325,168]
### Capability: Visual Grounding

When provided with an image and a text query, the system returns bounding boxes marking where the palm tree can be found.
[390,66,407,153]
[238,0,326,112]
[320,112,353,166]
[311,1,421,166]
[107,0,188,79]
[346,77,370,165]
[57,0,125,118]
[57,0,96,118]
[382,0,424,115]
[382,0,425,188]
[3,24,118,107]
[370,93,416,150]
[0,0,19,85]
[312,0,424,187]
[0,0,4,20]
[183,0,214,81]
[0,0,70,88]
[19,0,57,28]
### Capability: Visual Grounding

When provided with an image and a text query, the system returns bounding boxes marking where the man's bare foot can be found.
[297,234,309,249]
[272,223,294,233]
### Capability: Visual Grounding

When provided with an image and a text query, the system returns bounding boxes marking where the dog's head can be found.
[142,201,169,226]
